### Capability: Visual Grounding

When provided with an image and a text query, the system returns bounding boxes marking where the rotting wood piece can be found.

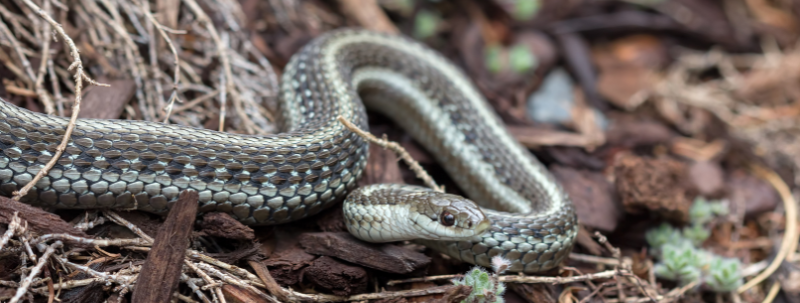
[613,153,691,222]
[0,196,89,238]
[299,232,430,274]
[303,256,368,296]
[131,190,198,303]
[222,284,264,303]
[200,212,255,240]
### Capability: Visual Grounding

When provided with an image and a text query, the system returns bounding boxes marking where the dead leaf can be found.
[551,166,621,231]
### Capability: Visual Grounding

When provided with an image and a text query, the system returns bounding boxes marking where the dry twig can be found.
[737,164,799,294]
[337,115,443,192]
[12,0,108,201]
[0,212,21,250]
[9,241,61,303]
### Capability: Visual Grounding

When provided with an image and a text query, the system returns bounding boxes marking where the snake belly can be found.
[0,29,577,273]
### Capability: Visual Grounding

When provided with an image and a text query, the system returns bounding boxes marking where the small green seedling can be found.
[452,256,510,303]
[705,256,743,292]
[452,267,507,303]
[645,222,682,250]
[414,10,440,39]
[648,197,742,292]
[682,223,710,246]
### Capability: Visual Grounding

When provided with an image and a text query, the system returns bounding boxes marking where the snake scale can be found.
[0,29,577,273]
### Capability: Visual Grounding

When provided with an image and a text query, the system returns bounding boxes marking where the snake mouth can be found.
[474,218,492,235]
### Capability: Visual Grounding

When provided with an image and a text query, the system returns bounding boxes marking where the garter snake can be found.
[0,29,577,273]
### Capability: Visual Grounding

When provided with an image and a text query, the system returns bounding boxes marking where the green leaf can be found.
[414,10,440,39]
[676,265,701,285]
[496,282,506,294]
[478,272,492,289]
[709,201,729,216]
[485,44,503,74]
[464,273,474,285]
[689,197,713,224]
[682,223,710,246]
[655,242,705,285]
[452,266,508,303]
[654,263,675,280]
[645,222,682,250]
[509,44,537,73]
[706,256,742,292]
[513,0,540,21]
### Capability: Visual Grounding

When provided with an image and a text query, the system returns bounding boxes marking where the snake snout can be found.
[416,194,491,240]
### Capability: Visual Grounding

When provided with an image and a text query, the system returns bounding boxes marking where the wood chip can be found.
[262,231,316,286]
[613,153,691,222]
[200,212,255,240]
[302,256,368,296]
[0,196,88,238]
[131,190,198,303]
[299,232,430,274]
[222,284,264,303]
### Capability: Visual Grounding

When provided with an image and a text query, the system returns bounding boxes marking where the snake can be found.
[0,29,577,274]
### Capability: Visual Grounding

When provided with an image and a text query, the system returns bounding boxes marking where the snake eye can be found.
[440,212,455,226]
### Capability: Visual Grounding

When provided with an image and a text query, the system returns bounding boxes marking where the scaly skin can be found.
[0,29,577,273]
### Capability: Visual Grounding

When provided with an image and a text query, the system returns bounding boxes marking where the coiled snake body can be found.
[0,29,576,273]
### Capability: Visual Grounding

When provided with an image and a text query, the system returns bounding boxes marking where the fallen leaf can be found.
[551,165,621,231]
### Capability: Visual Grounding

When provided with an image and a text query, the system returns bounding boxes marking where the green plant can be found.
[689,197,729,224]
[485,44,503,74]
[509,44,536,73]
[654,242,706,285]
[705,257,743,292]
[682,223,710,246]
[689,197,713,224]
[414,9,440,39]
[708,201,729,217]
[512,0,541,21]
[648,197,740,293]
[485,44,537,74]
[645,222,681,250]
[452,267,507,303]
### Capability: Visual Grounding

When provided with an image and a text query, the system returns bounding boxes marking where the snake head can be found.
[343,184,491,243]
[410,192,492,241]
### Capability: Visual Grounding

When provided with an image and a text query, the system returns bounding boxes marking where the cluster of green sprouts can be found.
[645,197,743,292]
[452,256,510,303]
